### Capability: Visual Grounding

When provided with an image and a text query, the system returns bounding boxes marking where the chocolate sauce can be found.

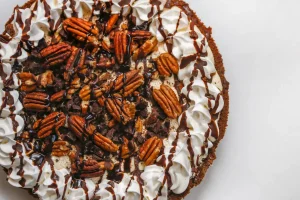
[62,175,71,199]
[119,0,131,7]
[43,1,55,31]
[47,158,60,198]
[180,54,197,69]
[0,91,15,116]
[15,8,24,29]
[9,143,26,187]
[105,187,116,199]
[21,12,33,41]
[69,0,78,17]
[0,34,11,44]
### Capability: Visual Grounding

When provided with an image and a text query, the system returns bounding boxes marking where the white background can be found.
[0,0,300,199]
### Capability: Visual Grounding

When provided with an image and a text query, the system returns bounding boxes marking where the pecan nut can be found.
[152,84,182,119]
[130,30,152,40]
[79,85,91,114]
[67,77,81,99]
[36,70,54,88]
[33,112,66,138]
[66,47,86,71]
[105,94,136,125]
[63,17,99,45]
[139,136,163,166]
[101,36,114,52]
[52,141,71,157]
[135,117,143,133]
[68,115,119,152]
[71,159,114,178]
[23,92,50,112]
[106,14,119,33]
[97,54,116,68]
[18,72,37,92]
[68,115,95,138]
[50,90,66,103]
[132,37,158,61]
[96,70,144,98]
[121,137,137,159]
[157,53,179,76]
[40,43,72,68]
[114,30,128,64]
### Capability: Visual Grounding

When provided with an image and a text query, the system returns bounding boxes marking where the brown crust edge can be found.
[167,0,230,199]
[1,0,229,199]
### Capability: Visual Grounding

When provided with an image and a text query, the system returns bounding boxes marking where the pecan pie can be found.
[0,0,229,199]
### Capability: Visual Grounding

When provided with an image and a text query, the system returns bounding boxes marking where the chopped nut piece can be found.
[132,37,158,61]
[135,117,143,133]
[50,90,66,103]
[52,141,71,157]
[18,72,37,92]
[121,137,137,159]
[36,70,54,88]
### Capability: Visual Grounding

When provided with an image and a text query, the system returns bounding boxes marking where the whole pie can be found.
[0,0,229,199]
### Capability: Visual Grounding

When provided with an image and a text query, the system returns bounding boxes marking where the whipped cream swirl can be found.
[141,6,225,198]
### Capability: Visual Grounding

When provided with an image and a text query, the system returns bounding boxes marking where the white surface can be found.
[0,0,300,199]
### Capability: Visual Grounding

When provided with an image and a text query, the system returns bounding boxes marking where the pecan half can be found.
[121,137,137,159]
[152,84,182,119]
[36,70,54,88]
[79,85,91,114]
[52,141,71,157]
[63,17,99,45]
[18,72,37,92]
[132,37,158,61]
[131,30,152,40]
[50,90,66,103]
[66,47,86,70]
[23,92,50,112]
[105,94,136,125]
[110,70,144,96]
[139,136,163,166]
[40,43,72,68]
[106,14,119,33]
[71,159,111,178]
[33,112,66,138]
[114,30,128,64]
[68,115,119,152]
[157,53,179,76]
[96,70,144,98]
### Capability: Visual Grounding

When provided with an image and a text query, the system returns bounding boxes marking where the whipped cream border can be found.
[0,0,225,200]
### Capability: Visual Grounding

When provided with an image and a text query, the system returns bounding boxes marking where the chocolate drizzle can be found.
[43,0,55,32]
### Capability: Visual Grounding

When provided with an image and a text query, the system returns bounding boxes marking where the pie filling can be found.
[0,0,224,199]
